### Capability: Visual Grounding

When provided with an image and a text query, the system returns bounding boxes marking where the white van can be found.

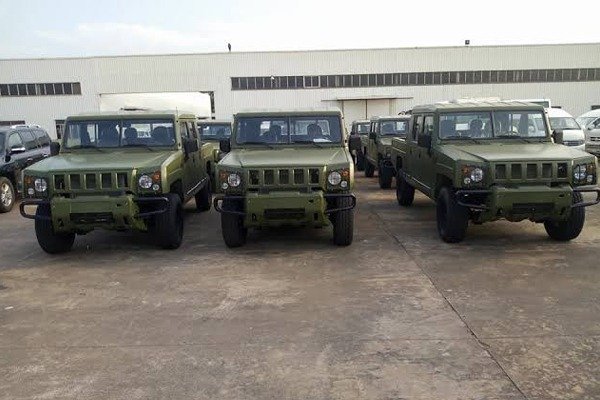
[546,108,585,151]
[576,109,600,156]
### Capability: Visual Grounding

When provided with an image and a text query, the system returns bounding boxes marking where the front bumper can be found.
[20,195,169,232]
[455,185,600,222]
[213,191,356,227]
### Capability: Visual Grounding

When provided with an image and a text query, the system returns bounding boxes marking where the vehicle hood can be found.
[221,147,350,168]
[561,129,585,141]
[25,151,176,173]
[443,142,591,163]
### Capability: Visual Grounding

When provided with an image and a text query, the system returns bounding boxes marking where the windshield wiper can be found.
[122,143,155,151]
[241,141,275,149]
[67,145,104,151]
[443,136,480,143]
[292,140,327,148]
[495,135,533,143]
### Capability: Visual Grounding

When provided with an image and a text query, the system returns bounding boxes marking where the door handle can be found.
[27,158,34,162]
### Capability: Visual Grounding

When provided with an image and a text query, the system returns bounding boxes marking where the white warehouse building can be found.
[1,42,599,139]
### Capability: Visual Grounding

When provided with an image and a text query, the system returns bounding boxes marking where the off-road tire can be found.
[544,192,585,241]
[333,197,354,246]
[221,198,247,248]
[396,172,415,206]
[378,162,393,189]
[35,204,75,254]
[364,159,375,178]
[152,193,184,249]
[195,179,212,212]
[436,186,469,243]
[356,151,365,171]
[0,177,15,213]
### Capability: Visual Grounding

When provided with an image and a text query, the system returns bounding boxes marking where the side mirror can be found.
[552,130,564,144]
[50,142,60,156]
[417,134,432,149]
[369,132,377,140]
[219,138,231,153]
[348,135,362,152]
[9,145,26,155]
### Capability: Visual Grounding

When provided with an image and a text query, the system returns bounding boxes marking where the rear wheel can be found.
[195,179,212,212]
[0,177,15,213]
[396,172,415,206]
[544,192,585,241]
[332,197,354,246]
[364,159,375,178]
[378,162,393,189]
[35,204,75,254]
[221,198,247,247]
[436,186,469,243]
[355,151,365,171]
[152,193,184,249]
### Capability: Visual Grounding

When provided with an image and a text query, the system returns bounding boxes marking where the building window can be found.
[0,82,82,97]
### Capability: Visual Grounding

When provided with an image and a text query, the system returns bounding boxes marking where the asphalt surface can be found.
[1,176,599,400]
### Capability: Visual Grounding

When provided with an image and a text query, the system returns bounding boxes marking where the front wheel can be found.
[396,172,415,206]
[195,179,212,212]
[0,177,15,213]
[355,151,365,171]
[544,192,585,241]
[436,186,469,243]
[151,193,184,249]
[221,199,247,248]
[364,159,375,178]
[378,162,393,189]
[35,204,75,254]
[332,197,354,246]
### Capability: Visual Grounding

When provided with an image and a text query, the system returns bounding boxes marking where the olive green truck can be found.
[20,110,214,253]
[390,101,599,243]
[213,110,356,247]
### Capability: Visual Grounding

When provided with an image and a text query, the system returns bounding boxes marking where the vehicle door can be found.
[18,130,43,166]
[180,121,200,196]
[5,131,28,189]
[368,121,379,162]
[403,115,422,181]
[33,129,52,158]
[412,114,436,196]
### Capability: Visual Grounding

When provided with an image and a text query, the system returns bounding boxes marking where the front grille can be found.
[70,212,115,224]
[590,137,600,142]
[512,203,554,214]
[493,162,569,183]
[52,172,131,193]
[264,208,305,220]
[246,168,322,189]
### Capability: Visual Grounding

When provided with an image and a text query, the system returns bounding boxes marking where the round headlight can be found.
[470,168,484,183]
[138,174,153,189]
[227,173,241,187]
[34,178,47,192]
[573,165,586,181]
[328,171,342,185]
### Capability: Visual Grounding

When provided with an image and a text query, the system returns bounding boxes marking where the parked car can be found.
[19,110,214,253]
[349,120,370,171]
[197,120,232,190]
[0,125,51,213]
[546,108,585,151]
[576,109,600,156]
[214,109,356,247]
[390,100,599,243]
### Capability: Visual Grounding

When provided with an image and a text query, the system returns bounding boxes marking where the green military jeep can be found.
[198,120,232,190]
[20,110,213,253]
[362,115,410,189]
[349,119,370,171]
[214,110,356,247]
[390,101,599,243]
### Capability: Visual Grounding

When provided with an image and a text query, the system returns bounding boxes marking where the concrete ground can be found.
[0,176,598,400]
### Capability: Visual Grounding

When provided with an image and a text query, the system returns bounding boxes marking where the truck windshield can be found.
[63,119,176,149]
[380,120,409,136]
[355,123,370,134]
[439,111,548,139]
[199,123,231,141]
[550,117,580,130]
[236,116,342,145]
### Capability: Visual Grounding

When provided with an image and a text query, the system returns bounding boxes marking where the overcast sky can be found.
[2,0,600,58]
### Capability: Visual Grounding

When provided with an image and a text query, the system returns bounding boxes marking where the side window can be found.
[423,116,435,137]
[187,121,198,140]
[19,130,39,150]
[34,129,51,146]
[412,115,423,141]
[8,132,24,149]
[179,122,190,140]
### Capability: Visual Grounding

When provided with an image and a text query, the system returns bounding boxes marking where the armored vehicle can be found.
[349,119,370,171]
[1,125,52,213]
[198,120,232,189]
[20,110,213,253]
[390,100,599,243]
[362,115,410,188]
[214,110,356,247]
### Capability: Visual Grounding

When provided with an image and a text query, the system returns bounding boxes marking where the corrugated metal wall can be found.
[1,43,599,138]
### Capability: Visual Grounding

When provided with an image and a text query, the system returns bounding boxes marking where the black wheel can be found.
[195,179,212,212]
[396,172,415,206]
[332,197,354,246]
[364,159,375,178]
[151,193,184,249]
[436,186,469,243]
[35,204,75,254]
[0,177,15,213]
[356,151,365,171]
[544,192,585,241]
[378,162,393,189]
[221,198,247,248]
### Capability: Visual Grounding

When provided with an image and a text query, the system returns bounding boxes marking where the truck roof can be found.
[370,115,411,122]
[197,119,232,125]
[352,119,370,124]
[68,110,197,120]
[235,108,342,118]
[413,101,545,113]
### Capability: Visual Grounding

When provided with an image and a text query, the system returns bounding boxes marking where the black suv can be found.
[1,125,52,212]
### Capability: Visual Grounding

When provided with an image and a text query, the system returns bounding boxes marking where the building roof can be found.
[412,100,545,113]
